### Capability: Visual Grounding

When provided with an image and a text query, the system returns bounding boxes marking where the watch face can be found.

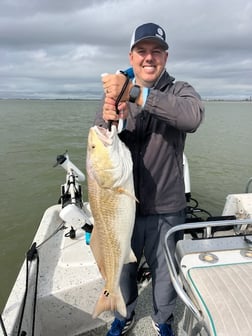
[130,85,140,102]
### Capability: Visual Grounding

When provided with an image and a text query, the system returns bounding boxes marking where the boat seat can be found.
[165,217,252,336]
[187,261,252,336]
[176,234,252,336]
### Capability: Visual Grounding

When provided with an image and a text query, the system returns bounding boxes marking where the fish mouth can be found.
[93,125,116,146]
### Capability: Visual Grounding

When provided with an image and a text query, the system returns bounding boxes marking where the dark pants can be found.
[115,209,185,324]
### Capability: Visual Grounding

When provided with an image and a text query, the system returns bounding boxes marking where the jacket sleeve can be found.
[144,81,204,132]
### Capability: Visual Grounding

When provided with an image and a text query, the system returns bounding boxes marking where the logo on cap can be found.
[157,27,164,40]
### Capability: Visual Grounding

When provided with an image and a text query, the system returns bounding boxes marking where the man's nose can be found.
[145,52,153,60]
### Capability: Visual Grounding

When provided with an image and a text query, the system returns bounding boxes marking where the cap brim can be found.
[131,36,168,50]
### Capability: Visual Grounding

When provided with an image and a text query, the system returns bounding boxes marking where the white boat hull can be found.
[2,204,113,336]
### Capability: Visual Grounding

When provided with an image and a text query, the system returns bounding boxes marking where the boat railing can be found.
[164,218,252,336]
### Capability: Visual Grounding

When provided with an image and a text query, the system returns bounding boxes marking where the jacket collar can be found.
[154,70,175,91]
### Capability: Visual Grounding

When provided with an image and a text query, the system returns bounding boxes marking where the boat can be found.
[1,152,252,336]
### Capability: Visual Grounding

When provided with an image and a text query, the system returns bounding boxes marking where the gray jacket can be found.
[94,70,204,215]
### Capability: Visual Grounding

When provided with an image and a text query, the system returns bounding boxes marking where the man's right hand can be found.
[102,96,128,123]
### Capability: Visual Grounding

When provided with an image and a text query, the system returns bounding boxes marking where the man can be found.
[95,22,204,336]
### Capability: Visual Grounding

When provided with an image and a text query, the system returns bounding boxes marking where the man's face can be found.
[129,40,168,87]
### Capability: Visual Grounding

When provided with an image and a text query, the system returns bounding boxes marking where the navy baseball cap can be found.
[130,23,169,50]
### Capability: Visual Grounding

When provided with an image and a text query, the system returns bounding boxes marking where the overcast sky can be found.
[1,0,252,100]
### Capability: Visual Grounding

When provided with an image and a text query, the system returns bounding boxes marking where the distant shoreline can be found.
[0,97,101,101]
[0,98,251,102]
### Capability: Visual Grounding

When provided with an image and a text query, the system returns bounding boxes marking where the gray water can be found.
[0,99,251,311]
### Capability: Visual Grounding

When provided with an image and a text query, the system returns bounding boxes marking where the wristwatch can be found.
[129,85,141,103]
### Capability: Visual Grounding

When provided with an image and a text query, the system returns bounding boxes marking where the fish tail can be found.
[92,287,126,318]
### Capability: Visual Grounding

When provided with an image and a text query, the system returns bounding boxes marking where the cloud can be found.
[0,0,252,99]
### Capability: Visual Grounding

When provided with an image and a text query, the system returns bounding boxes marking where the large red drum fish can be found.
[86,125,137,318]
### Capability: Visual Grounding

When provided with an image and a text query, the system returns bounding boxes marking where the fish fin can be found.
[116,187,139,203]
[124,248,137,264]
[92,287,126,318]
[90,226,106,279]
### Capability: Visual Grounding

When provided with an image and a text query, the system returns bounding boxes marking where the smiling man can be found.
[129,23,168,88]
[95,23,204,336]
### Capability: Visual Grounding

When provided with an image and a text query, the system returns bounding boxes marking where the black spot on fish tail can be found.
[103,289,110,297]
